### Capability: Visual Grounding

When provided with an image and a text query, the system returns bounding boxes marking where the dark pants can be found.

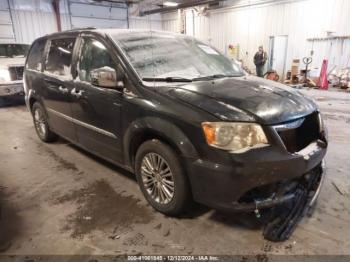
[256,65,265,77]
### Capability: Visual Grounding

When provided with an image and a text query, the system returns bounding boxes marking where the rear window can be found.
[26,39,46,71]
[45,38,76,77]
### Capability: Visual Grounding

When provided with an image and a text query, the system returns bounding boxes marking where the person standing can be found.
[254,46,268,77]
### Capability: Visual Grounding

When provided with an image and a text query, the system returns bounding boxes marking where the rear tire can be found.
[135,139,191,216]
[32,102,58,142]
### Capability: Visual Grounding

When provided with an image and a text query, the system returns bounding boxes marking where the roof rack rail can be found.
[63,27,97,32]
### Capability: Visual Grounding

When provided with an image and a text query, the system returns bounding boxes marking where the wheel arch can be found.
[124,117,198,172]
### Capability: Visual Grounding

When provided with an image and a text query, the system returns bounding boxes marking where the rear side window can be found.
[45,38,75,77]
[26,39,46,71]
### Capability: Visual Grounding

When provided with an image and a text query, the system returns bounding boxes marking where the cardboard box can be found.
[291,59,300,78]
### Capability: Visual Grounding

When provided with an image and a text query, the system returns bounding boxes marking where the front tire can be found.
[135,139,191,216]
[32,102,58,142]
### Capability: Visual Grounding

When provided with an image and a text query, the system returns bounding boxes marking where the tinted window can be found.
[26,40,46,71]
[78,38,117,82]
[0,44,30,58]
[45,38,75,77]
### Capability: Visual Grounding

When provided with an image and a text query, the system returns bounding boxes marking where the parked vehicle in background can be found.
[0,43,29,101]
[24,29,327,217]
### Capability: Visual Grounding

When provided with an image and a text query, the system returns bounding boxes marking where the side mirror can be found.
[90,66,124,89]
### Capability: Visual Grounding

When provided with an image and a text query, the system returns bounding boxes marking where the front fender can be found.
[123,117,198,169]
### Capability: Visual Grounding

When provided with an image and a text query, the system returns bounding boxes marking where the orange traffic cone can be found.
[317,59,329,90]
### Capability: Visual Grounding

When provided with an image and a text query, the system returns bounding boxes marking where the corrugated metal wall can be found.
[9,0,58,44]
[0,0,161,44]
[163,0,350,71]
[0,0,16,42]
[162,11,179,33]
[67,0,128,29]
[129,15,162,30]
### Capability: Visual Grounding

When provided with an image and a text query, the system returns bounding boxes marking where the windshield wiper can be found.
[142,77,192,83]
[192,74,235,81]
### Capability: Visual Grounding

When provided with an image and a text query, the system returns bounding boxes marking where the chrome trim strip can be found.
[309,160,326,207]
[47,108,118,139]
[273,118,305,131]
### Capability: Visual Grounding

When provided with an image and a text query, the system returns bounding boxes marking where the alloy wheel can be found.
[140,153,175,204]
[34,108,46,138]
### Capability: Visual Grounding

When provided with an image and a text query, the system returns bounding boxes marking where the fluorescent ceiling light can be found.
[163,1,179,7]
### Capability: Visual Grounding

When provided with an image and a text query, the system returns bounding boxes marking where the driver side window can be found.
[78,38,117,83]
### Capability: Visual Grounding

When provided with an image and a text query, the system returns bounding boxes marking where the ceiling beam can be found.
[140,0,221,16]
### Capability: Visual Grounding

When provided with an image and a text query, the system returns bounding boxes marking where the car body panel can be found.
[41,74,77,141]
[161,75,318,125]
[0,56,26,97]
[0,83,23,96]
[71,79,124,163]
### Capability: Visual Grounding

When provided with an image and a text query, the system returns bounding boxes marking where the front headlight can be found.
[0,69,11,82]
[201,122,269,152]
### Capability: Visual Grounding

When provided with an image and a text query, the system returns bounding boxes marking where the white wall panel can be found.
[67,1,128,29]
[70,3,127,20]
[12,0,52,11]
[0,24,15,42]
[59,0,72,30]
[4,0,58,44]
[71,16,127,29]
[0,0,9,9]
[2,0,135,44]
[164,0,350,72]
[0,10,11,23]
[129,14,162,30]
[0,0,15,43]
[162,11,178,32]
[11,9,57,44]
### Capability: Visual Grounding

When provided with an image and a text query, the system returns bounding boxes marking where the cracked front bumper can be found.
[186,140,327,212]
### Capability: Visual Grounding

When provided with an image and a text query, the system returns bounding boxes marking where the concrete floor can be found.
[0,89,349,256]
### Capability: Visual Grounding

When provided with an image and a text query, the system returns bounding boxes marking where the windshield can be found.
[111,31,244,81]
[0,44,30,58]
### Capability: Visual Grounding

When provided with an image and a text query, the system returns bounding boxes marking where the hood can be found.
[0,57,26,69]
[162,75,318,125]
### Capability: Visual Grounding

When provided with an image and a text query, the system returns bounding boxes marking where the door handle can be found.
[71,88,84,98]
[58,86,69,94]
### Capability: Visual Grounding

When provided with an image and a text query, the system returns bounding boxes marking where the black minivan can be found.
[24,28,327,216]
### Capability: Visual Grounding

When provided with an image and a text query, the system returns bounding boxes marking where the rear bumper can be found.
[186,140,327,212]
[0,82,24,97]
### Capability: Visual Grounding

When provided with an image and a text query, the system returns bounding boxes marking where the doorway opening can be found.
[269,35,288,80]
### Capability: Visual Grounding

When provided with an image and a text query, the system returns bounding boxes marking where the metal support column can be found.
[7,0,16,42]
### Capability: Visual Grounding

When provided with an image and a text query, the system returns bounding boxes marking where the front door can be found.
[71,36,123,163]
[42,37,77,141]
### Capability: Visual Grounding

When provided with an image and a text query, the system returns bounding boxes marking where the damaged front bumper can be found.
[186,138,327,212]
[232,160,325,212]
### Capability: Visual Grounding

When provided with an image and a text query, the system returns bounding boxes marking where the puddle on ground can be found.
[52,180,153,238]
